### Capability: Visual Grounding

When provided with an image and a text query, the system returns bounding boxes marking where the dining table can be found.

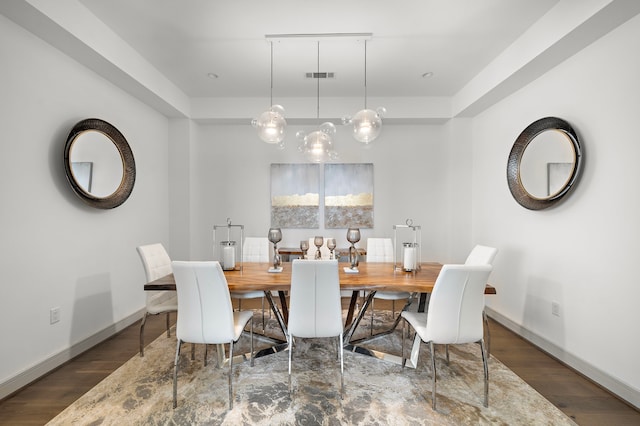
[145,261,496,367]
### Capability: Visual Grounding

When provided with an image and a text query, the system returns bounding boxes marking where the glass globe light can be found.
[351,107,386,144]
[251,105,286,144]
[298,122,337,163]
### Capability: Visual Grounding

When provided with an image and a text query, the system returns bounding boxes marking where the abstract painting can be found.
[271,163,320,228]
[324,163,373,229]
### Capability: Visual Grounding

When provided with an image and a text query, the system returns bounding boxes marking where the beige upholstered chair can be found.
[171,261,253,409]
[367,238,412,335]
[402,264,492,409]
[288,259,344,398]
[136,243,178,357]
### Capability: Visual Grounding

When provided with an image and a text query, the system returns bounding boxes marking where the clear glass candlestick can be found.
[326,238,336,259]
[314,236,324,259]
[268,228,283,270]
[346,228,361,269]
[299,240,309,259]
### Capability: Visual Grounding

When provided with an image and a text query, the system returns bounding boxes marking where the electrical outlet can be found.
[551,301,560,317]
[50,307,60,324]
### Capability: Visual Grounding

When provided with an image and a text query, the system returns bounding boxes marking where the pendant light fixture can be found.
[343,40,386,144]
[297,41,338,163]
[252,41,286,147]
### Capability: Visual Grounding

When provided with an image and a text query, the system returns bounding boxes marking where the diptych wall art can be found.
[324,163,373,229]
[270,163,320,228]
[270,163,373,229]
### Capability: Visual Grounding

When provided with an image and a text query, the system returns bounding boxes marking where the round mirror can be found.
[507,117,583,210]
[63,118,135,209]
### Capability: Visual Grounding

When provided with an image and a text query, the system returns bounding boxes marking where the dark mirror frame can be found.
[63,118,135,209]
[507,116,583,210]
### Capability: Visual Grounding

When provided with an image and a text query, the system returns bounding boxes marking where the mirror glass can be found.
[64,118,135,209]
[69,131,124,198]
[507,117,582,210]
[519,130,576,199]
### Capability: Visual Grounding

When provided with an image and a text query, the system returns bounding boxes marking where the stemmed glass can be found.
[326,238,337,259]
[299,240,309,259]
[346,228,361,269]
[268,228,283,270]
[314,236,324,259]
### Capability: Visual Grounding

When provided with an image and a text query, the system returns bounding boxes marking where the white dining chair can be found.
[465,244,498,356]
[288,259,344,398]
[171,261,253,410]
[401,264,492,410]
[367,237,412,335]
[136,243,178,357]
[230,237,270,330]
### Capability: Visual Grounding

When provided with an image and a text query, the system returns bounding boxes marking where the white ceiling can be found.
[78,0,559,99]
[4,0,639,119]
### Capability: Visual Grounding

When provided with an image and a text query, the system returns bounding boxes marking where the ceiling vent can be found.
[305,72,335,79]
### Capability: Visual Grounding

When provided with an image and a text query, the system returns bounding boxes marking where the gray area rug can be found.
[48,309,575,425]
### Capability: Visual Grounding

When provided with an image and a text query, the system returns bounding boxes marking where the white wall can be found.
[471,13,640,406]
[187,122,470,264]
[0,15,170,395]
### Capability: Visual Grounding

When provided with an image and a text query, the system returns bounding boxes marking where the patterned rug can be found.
[47,309,575,425]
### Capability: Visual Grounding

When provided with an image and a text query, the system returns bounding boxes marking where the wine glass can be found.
[299,240,309,259]
[346,228,361,269]
[268,228,283,269]
[314,236,324,259]
[326,238,337,259]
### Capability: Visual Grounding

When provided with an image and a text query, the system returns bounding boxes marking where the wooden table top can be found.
[144,262,497,295]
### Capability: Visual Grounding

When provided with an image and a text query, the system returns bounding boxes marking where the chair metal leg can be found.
[483,310,491,357]
[480,339,489,408]
[250,319,254,367]
[401,319,406,368]
[339,333,344,399]
[229,340,234,409]
[139,311,149,357]
[288,333,293,396]
[204,344,208,366]
[429,341,437,410]
[445,344,450,364]
[172,340,182,409]
[166,312,171,337]
[370,298,375,336]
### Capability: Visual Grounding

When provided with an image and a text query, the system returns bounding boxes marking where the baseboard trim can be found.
[486,307,640,410]
[0,308,144,400]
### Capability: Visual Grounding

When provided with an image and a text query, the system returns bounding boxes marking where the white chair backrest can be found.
[288,259,342,338]
[171,261,235,344]
[137,243,172,282]
[425,264,492,344]
[366,237,394,262]
[308,237,331,259]
[243,237,270,262]
[464,245,498,265]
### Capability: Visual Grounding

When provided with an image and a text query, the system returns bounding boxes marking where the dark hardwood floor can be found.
[1,305,638,425]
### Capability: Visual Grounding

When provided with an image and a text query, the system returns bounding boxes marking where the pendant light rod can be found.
[269,41,274,107]
[363,40,368,109]
[316,41,320,123]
